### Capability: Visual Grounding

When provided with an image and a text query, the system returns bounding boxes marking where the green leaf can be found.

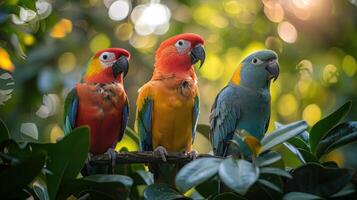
[175,157,222,192]
[195,178,218,199]
[218,158,259,195]
[134,170,153,185]
[125,127,140,145]
[310,101,352,154]
[283,192,323,200]
[297,148,318,163]
[0,151,46,197]
[316,122,357,158]
[31,127,90,199]
[261,121,308,153]
[256,151,282,167]
[284,163,354,197]
[283,142,306,163]
[144,183,190,200]
[0,119,10,143]
[330,182,356,198]
[260,167,292,179]
[258,179,283,193]
[288,137,310,152]
[57,175,133,200]
[196,124,210,139]
[212,192,247,200]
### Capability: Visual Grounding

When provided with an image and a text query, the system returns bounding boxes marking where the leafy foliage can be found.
[309,101,352,154]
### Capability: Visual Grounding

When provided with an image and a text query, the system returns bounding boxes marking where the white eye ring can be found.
[175,39,190,54]
[99,52,115,62]
[251,57,263,65]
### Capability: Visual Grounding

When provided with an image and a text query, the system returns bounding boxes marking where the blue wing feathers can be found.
[138,99,153,151]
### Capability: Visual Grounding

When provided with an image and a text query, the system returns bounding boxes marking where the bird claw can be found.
[105,148,117,173]
[185,149,198,160]
[153,146,168,162]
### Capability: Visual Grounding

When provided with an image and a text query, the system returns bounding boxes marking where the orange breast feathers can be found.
[75,83,126,154]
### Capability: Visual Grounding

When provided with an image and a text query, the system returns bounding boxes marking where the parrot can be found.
[63,48,130,173]
[209,50,279,157]
[135,33,206,162]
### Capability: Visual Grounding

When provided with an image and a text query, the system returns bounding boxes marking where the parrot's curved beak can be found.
[190,44,206,68]
[112,55,129,78]
[265,59,279,82]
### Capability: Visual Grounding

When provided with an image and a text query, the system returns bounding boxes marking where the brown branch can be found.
[89,151,222,165]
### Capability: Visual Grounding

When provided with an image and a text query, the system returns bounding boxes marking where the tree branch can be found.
[89,151,221,165]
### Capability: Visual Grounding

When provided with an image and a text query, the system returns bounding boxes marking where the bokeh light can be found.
[90,34,111,53]
[108,0,131,21]
[36,94,60,119]
[58,52,76,73]
[0,48,15,71]
[50,124,64,143]
[342,55,357,77]
[131,2,171,36]
[323,64,339,83]
[302,104,321,126]
[20,122,39,140]
[115,23,134,41]
[277,21,298,43]
[278,94,299,118]
[50,18,73,38]
[263,1,284,23]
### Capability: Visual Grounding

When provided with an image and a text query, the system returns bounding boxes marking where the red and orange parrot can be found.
[64,48,130,172]
[135,33,205,161]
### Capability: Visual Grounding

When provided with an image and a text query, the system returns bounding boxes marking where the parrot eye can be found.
[99,52,115,62]
[251,57,263,65]
[175,39,190,54]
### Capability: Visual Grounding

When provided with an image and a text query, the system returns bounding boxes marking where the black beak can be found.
[190,44,206,68]
[112,55,129,79]
[265,59,279,81]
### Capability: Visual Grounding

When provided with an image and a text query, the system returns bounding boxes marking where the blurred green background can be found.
[0,0,357,166]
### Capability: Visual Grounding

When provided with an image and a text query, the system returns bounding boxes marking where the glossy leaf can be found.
[288,137,310,152]
[218,158,259,195]
[283,142,306,164]
[31,127,90,199]
[330,182,356,198]
[135,170,154,185]
[260,167,292,179]
[258,179,283,193]
[175,157,222,192]
[297,148,318,163]
[317,123,357,158]
[256,151,282,167]
[284,163,354,197]
[261,121,308,153]
[283,192,322,200]
[310,101,352,154]
[0,151,46,197]
[57,175,133,200]
[144,183,190,200]
[195,178,219,199]
[0,119,9,143]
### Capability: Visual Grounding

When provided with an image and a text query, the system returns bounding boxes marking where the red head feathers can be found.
[83,48,130,84]
[154,33,205,74]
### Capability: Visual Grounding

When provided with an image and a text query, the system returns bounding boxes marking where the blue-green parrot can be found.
[209,50,279,157]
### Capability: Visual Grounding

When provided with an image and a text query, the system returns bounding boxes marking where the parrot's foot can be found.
[185,149,198,160]
[104,148,117,174]
[153,146,168,162]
